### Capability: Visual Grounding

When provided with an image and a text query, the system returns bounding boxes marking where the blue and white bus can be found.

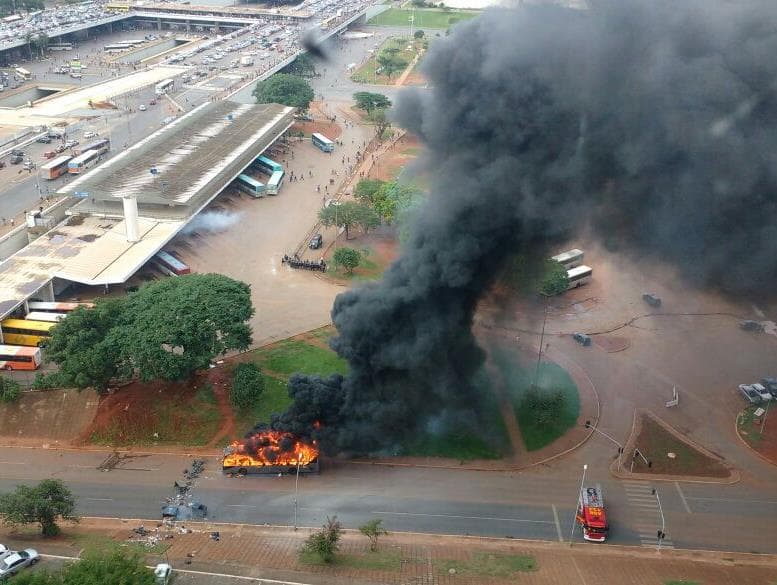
[253,155,283,175]
[155,78,175,96]
[68,150,100,174]
[311,132,334,153]
[266,170,284,195]
[234,174,265,197]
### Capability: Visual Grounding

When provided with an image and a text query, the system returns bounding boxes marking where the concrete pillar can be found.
[157,18,163,31]
[186,19,191,32]
[122,197,140,243]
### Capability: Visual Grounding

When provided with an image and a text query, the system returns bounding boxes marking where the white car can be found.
[83,131,98,139]
[139,104,147,111]
[0,548,39,578]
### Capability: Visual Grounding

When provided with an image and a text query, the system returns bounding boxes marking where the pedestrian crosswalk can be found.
[622,480,675,549]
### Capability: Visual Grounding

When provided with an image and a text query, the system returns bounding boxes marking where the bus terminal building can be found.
[0,100,294,321]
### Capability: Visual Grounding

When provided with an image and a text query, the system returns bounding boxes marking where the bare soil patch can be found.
[593,335,631,352]
[629,412,731,478]
[737,406,777,466]
[0,388,99,444]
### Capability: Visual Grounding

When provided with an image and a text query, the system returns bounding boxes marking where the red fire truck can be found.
[576,485,609,542]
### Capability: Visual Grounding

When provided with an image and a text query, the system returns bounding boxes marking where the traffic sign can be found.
[73,191,89,197]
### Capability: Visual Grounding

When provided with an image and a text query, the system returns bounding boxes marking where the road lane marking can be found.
[0,461,28,465]
[675,482,692,514]
[226,504,255,508]
[370,510,554,524]
[571,557,588,585]
[685,496,777,505]
[84,498,114,501]
[551,505,563,542]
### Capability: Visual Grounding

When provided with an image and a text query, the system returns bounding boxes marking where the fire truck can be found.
[575,485,609,542]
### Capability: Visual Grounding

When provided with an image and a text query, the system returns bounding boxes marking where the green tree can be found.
[333,247,362,274]
[319,201,362,239]
[230,362,264,410]
[283,52,316,77]
[0,377,21,403]
[302,516,343,563]
[39,299,124,391]
[353,202,380,235]
[376,53,408,79]
[352,91,392,113]
[0,479,78,537]
[354,179,386,203]
[539,259,570,296]
[413,29,425,39]
[373,181,422,224]
[12,549,155,585]
[368,107,392,139]
[253,73,314,111]
[359,518,388,552]
[42,275,254,390]
[31,32,48,58]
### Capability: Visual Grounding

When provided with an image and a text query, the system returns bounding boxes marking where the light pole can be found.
[760,398,771,435]
[293,460,301,531]
[408,8,415,39]
[568,463,587,544]
[532,297,549,390]
[651,488,666,552]
[584,420,625,472]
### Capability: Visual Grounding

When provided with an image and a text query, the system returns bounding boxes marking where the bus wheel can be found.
[237,468,247,477]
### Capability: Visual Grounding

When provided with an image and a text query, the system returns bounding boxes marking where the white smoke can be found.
[182,211,243,234]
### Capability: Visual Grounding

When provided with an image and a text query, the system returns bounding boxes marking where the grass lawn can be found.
[72,532,170,556]
[351,37,422,85]
[489,345,580,451]
[328,247,385,282]
[665,581,701,585]
[434,553,536,577]
[368,7,478,28]
[234,376,294,435]
[632,415,729,478]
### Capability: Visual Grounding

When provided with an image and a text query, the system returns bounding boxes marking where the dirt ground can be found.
[367,133,422,181]
[738,407,777,466]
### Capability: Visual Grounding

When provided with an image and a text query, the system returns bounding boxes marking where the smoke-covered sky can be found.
[273,0,777,453]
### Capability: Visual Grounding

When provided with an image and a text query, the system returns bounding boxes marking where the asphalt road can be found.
[1,448,776,554]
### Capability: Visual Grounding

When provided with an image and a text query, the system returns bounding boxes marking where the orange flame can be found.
[223,431,319,469]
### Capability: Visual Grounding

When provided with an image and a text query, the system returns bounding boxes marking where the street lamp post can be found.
[584,420,625,472]
[651,488,666,552]
[760,398,771,435]
[568,464,587,544]
[532,298,549,390]
[293,460,301,531]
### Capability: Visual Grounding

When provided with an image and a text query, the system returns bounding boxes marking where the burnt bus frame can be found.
[223,459,320,476]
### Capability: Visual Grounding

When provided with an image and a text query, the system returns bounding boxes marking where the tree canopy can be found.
[41,274,254,390]
[283,52,316,77]
[0,479,78,537]
[354,179,421,225]
[353,92,392,113]
[12,549,155,585]
[376,52,408,79]
[253,73,314,110]
[539,259,570,296]
[333,247,362,274]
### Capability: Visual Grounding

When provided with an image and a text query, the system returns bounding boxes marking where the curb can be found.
[734,409,777,469]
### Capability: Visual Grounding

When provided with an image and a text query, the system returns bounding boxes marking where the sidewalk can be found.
[4,518,776,585]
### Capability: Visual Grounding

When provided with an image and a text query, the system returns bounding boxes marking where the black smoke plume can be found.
[273,0,777,453]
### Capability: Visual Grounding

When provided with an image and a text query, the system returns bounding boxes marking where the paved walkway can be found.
[5,519,776,585]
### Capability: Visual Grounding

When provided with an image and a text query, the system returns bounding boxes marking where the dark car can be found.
[573,332,592,346]
[642,293,661,307]
[309,234,323,249]
[740,320,764,332]
[10,149,24,157]
[9,155,23,165]
[761,378,777,393]
[36,136,51,143]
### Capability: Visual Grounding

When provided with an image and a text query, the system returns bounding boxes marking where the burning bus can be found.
[222,430,319,475]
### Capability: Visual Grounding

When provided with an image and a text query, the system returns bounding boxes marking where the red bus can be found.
[0,344,42,371]
[154,251,190,275]
[576,485,609,542]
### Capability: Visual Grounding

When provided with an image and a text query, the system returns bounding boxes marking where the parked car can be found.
[642,293,661,307]
[22,159,35,170]
[9,154,22,164]
[36,135,51,143]
[761,378,777,394]
[139,104,147,111]
[48,130,63,139]
[83,130,98,139]
[573,332,592,346]
[739,383,772,403]
[740,320,764,332]
[10,149,24,157]
[65,139,78,148]
[43,150,56,159]
[55,144,67,153]
[309,233,323,249]
[0,548,39,578]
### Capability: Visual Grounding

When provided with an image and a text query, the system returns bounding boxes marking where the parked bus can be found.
[74,138,109,157]
[49,43,73,51]
[40,155,72,180]
[234,173,265,197]
[104,43,133,51]
[567,265,593,289]
[253,155,283,175]
[155,78,174,96]
[105,2,131,11]
[25,311,68,323]
[27,301,94,313]
[154,251,190,275]
[311,132,334,153]
[1,319,55,346]
[14,67,31,80]
[0,344,42,371]
[266,170,284,195]
[68,150,100,174]
[551,248,584,269]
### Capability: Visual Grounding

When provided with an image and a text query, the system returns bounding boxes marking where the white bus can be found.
[14,67,31,80]
[155,78,174,96]
[311,132,334,152]
[67,150,100,174]
[25,311,68,323]
[567,265,593,289]
[49,43,73,52]
[551,248,584,269]
[104,43,133,51]
[27,301,94,312]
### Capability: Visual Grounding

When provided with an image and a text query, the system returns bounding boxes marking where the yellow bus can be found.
[1,319,55,346]
[106,2,131,11]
